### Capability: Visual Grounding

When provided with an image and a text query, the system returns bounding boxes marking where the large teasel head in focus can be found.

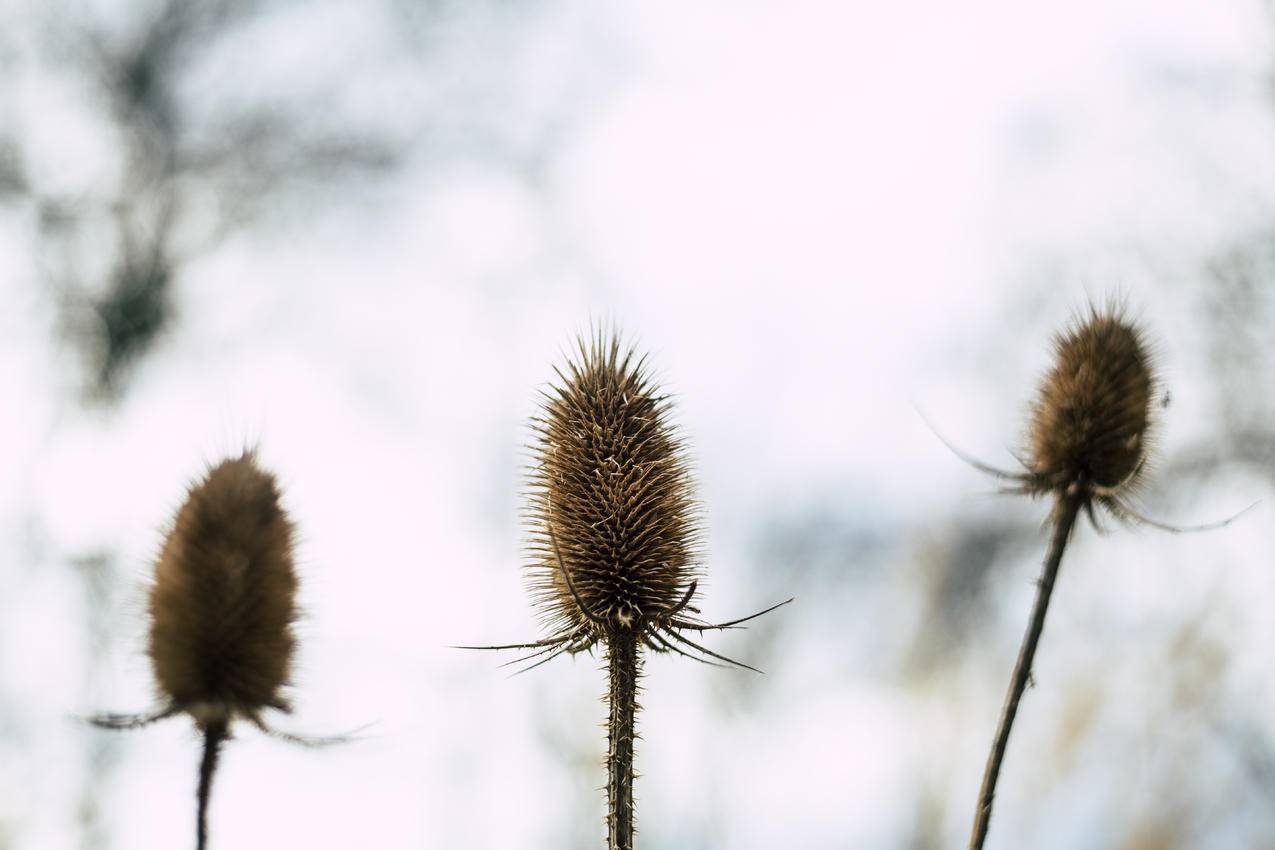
[468,330,790,672]
[464,329,789,850]
[529,333,702,637]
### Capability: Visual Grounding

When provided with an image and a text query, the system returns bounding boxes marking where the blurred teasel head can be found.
[92,450,324,850]
[147,450,298,728]
[930,302,1191,529]
[932,302,1244,850]
[1012,304,1163,529]
[1026,306,1155,502]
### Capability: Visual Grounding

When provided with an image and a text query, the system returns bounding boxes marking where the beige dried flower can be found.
[463,329,790,850]
[92,451,340,850]
[934,303,1245,850]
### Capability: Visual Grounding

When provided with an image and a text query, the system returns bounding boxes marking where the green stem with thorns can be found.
[607,634,640,850]
[967,490,1083,850]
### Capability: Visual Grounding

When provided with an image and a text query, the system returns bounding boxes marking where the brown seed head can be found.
[1027,306,1154,494]
[527,332,702,640]
[148,452,298,727]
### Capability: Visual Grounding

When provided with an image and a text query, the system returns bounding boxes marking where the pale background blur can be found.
[2,1,1275,848]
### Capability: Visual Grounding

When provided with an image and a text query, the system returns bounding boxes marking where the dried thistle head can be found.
[527,331,702,641]
[1025,305,1155,501]
[92,451,352,850]
[147,451,298,728]
[464,329,787,850]
[464,329,789,673]
[929,302,1177,529]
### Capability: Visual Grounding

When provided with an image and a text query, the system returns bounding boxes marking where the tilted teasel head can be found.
[941,303,1248,850]
[1026,306,1154,498]
[927,300,1249,531]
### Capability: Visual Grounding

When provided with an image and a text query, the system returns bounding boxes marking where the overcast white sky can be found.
[3,1,1275,848]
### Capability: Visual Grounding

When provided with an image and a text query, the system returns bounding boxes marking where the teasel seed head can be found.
[1025,305,1155,500]
[527,331,703,643]
[92,451,357,850]
[460,328,790,674]
[925,301,1178,530]
[148,450,298,728]
[957,309,1155,850]
[475,329,790,850]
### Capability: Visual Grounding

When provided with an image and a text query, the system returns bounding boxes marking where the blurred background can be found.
[2,0,1275,848]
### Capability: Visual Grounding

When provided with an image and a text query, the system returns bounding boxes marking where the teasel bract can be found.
[463,331,790,850]
[93,451,333,850]
[934,304,1244,850]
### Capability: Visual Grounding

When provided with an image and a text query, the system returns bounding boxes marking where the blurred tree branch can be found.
[6,0,404,400]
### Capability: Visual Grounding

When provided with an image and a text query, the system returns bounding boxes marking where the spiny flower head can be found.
[148,451,298,728]
[930,301,1249,534]
[1025,305,1155,500]
[527,331,703,642]
[463,327,788,672]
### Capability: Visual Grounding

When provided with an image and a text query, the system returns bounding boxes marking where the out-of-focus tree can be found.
[3,0,610,402]
[0,3,621,848]
[2,0,406,399]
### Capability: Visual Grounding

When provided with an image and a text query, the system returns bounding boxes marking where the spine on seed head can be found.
[147,450,298,727]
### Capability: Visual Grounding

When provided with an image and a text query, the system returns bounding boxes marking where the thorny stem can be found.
[607,633,640,850]
[197,719,228,850]
[967,490,1083,850]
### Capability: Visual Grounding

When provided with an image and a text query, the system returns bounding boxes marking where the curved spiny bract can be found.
[526,331,703,645]
[149,451,298,726]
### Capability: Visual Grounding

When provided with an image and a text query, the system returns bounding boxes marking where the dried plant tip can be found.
[1027,307,1154,494]
[527,331,701,640]
[464,328,789,850]
[148,451,298,727]
[930,304,1246,850]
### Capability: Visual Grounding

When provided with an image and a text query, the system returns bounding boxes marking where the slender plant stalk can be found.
[197,719,229,850]
[607,634,640,850]
[967,491,1082,850]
